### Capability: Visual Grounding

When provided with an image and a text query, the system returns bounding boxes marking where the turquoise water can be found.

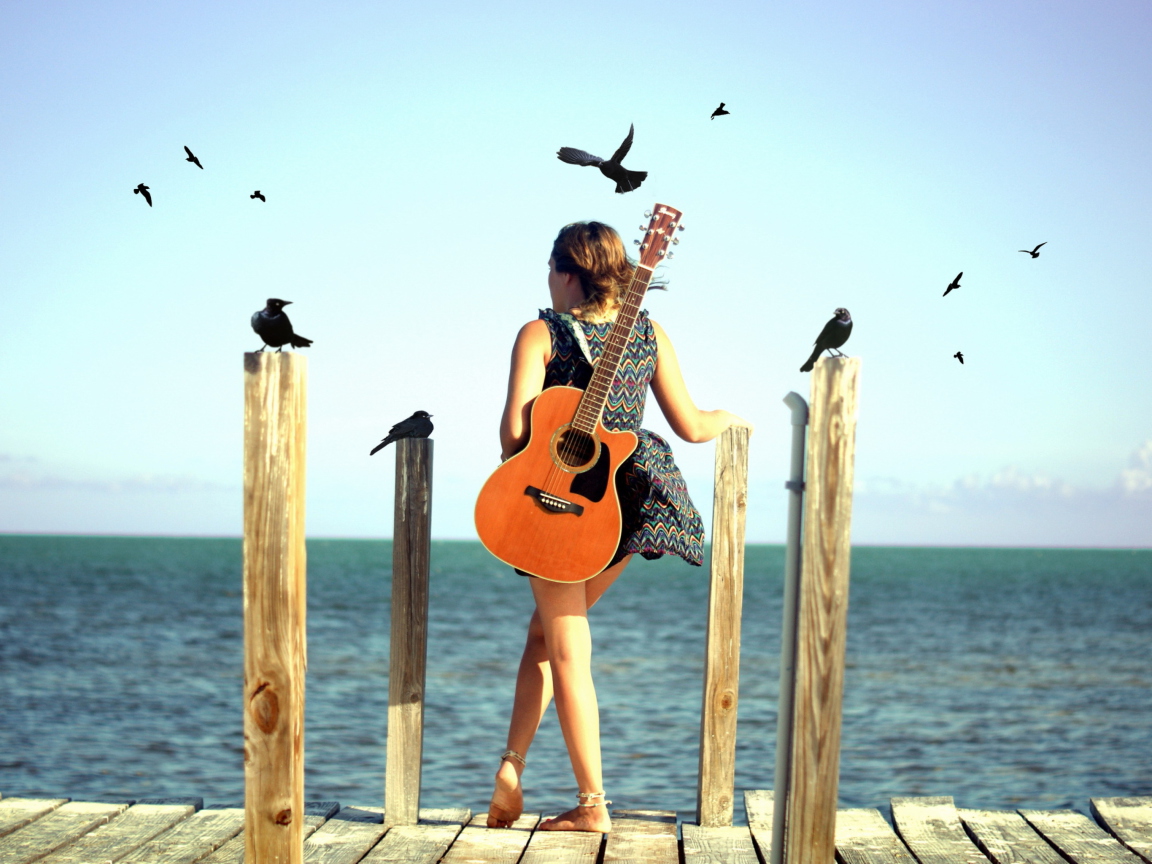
[0,537,1149,817]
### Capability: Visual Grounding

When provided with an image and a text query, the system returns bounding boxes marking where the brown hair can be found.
[551,221,638,322]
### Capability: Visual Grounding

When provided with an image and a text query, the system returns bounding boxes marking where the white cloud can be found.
[1118,440,1152,493]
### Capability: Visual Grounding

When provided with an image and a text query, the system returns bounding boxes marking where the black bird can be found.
[184,146,203,169]
[557,123,647,194]
[800,308,853,372]
[251,190,266,202]
[133,183,152,206]
[370,411,434,454]
[943,271,962,297]
[710,102,730,120]
[954,351,964,364]
[1019,242,1047,258]
[251,298,312,352]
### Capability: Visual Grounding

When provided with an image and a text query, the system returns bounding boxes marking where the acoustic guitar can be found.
[474,204,684,582]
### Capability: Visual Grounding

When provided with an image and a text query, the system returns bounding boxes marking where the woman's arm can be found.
[499,319,552,460]
[650,319,753,443]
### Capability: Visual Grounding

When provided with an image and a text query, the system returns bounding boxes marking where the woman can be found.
[487,221,751,833]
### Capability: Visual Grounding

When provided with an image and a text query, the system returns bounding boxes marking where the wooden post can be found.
[242,351,307,864]
[384,437,434,828]
[696,425,751,827]
[781,356,860,864]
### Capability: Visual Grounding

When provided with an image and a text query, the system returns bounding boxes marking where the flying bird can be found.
[800,308,853,372]
[954,351,964,364]
[184,146,203,169]
[1019,242,1047,258]
[133,183,152,206]
[250,190,266,202]
[710,102,730,120]
[370,411,434,454]
[943,272,962,297]
[251,298,312,352]
[556,123,647,194]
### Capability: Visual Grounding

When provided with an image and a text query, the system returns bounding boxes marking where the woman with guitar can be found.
[481,216,752,833]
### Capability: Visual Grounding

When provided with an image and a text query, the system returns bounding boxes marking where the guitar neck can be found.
[571,265,654,434]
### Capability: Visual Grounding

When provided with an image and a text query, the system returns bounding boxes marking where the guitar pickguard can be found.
[570,441,611,502]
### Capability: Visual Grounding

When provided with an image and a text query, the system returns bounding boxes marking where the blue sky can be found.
[1,0,1150,545]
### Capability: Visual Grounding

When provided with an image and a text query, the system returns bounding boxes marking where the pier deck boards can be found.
[2,792,1149,863]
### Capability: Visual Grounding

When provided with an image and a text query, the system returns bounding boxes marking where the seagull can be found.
[943,272,962,297]
[250,190,266,202]
[1019,242,1047,258]
[370,411,434,454]
[556,123,647,194]
[184,146,203,169]
[251,299,312,352]
[800,308,853,372]
[710,102,730,120]
[954,351,964,364]
[133,183,152,206]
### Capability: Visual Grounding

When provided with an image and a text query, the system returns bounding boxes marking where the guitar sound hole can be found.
[554,428,597,470]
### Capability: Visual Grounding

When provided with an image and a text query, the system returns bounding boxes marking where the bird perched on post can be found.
[251,299,312,352]
[710,102,730,120]
[1019,242,1046,258]
[250,190,265,202]
[943,271,962,297]
[133,183,152,206]
[184,146,203,169]
[370,411,434,454]
[556,123,647,194]
[954,351,964,364]
[800,308,853,372]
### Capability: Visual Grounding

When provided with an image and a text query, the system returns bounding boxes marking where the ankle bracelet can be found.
[501,749,527,767]
[576,791,611,807]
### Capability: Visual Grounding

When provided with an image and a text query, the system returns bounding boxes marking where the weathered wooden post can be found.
[696,424,751,827]
[242,351,307,864]
[777,356,861,864]
[384,437,434,828]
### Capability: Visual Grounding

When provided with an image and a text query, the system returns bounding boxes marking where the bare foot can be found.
[486,759,523,828]
[539,804,611,833]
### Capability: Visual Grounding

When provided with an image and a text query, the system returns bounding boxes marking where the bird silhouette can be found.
[556,123,647,194]
[370,411,434,454]
[954,351,964,364]
[184,146,203,169]
[250,190,266,202]
[1019,242,1047,258]
[710,102,730,120]
[943,272,962,297]
[133,183,152,206]
[251,299,312,352]
[800,308,853,372]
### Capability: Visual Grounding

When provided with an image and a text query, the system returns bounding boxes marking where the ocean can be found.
[0,536,1148,819]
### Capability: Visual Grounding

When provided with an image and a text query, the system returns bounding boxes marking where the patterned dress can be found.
[536,307,705,567]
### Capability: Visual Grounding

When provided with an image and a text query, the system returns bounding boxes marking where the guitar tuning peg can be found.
[644,210,652,218]
[633,239,641,245]
[666,252,674,259]
[678,224,685,231]
[639,225,647,231]
[657,249,665,257]
[672,238,679,245]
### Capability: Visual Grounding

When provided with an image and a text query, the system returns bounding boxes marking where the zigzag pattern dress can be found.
[538,307,705,567]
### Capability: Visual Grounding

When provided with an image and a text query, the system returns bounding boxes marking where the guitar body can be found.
[475,386,638,583]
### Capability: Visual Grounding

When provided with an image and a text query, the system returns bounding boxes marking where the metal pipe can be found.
[771,391,808,864]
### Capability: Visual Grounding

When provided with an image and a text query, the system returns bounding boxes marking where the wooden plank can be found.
[603,809,678,864]
[360,808,471,864]
[784,356,860,864]
[0,798,68,839]
[890,797,989,864]
[198,803,341,864]
[119,807,245,864]
[385,436,434,829]
[1092,798,1152,863]
[682,823,760,864]
[744,790,775,862]
[837,808,920,864]
[959,809,1066,864]
[243,349,308,864]
[440,812,540,864]
[0,801,127,864]
[303,806,392,864]
[520,822,602,864]
[1021,809,1147,864]
[37,802,196,864]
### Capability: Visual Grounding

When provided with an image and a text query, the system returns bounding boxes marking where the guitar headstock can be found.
[633,203,684,268]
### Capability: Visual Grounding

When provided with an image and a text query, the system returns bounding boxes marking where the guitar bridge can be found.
[525,486,584,516]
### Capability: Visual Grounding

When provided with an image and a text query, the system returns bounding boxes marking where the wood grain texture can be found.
[120,807,245,864]
[302,806,388,864]
[959,809,1066,864]
[1020,809,1147,864]
[0,798,68,839]
[385,437,433,829]
[681,823,760,864]
[1092,798,1152,863]
[697,425,751,827]
[0,801,126,864]
[744,790,774,861]
[603,810,678,864]
[520,826,603,864]
[243,351,308,864]
[440,812,540,864]
[37,802,195,863]
[198,803,341,864]
[836,808,919,864]
[359,807,470,864]
[784,357,860,864]
[891,797,989,864]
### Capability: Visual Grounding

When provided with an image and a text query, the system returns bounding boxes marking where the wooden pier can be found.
[1,793,1149,864]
